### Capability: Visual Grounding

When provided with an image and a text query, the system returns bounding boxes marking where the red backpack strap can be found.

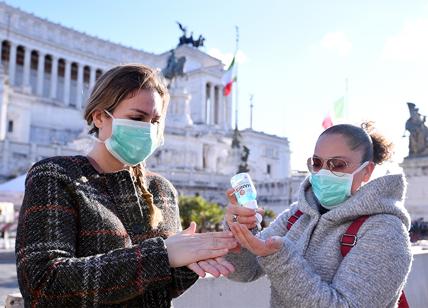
[286,210,303,230]
[340,215,369,257]
[398,292,409,308]
[341,216,409,307]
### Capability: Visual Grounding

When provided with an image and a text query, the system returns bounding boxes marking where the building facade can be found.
[0,2,296,212]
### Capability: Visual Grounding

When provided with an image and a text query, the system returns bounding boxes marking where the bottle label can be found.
[231,173,257,206]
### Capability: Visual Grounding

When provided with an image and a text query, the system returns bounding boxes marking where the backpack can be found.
[287,210,409,308]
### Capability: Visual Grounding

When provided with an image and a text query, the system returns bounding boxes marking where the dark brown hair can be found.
[320,121,394,165]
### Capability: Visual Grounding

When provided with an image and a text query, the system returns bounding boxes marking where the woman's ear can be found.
[92,110,106,129]
[363,162,375,182]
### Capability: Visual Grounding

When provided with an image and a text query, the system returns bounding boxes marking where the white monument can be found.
[0,2,295,212]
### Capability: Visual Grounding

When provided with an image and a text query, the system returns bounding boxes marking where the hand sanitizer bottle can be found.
[230,172,262,230]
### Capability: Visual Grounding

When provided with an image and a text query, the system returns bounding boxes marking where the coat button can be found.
[132,224,145,234]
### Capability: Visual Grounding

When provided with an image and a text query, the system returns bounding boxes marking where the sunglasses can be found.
[307,156,354,176]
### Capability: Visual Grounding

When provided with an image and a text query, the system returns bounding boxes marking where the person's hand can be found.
[165,222,238,268]
[230,222,283,257]
[187,257,235,278]
[225,188,264,230]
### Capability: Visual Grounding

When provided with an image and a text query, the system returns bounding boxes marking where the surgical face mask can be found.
[96,110,162,166]
[309,161,369,209]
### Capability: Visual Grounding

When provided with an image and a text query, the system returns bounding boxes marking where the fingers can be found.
[247,223,258,229]
[266,236,283,251]
[238,224,263,249]
[230,223,274,256]
[197,232,237,250]
[181,221,197,235]
[211,237,238,250]
[197,258,235,277]
[200,231,235,238]
[235,215,258,225]
[196,248,229,260]
[230,223,252,250]
[207,259,229,277]
[215,257,235,274]
[187,262,206,277]
[229,244,242,254]
[225,204,259,229]
[198,260,221,277]
[226,188,237,204]
[227,204,259,217]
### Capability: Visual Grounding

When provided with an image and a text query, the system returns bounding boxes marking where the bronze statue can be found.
[238,145,250,173]
[161,49,186,83]
[177,21,187,36]
[405,102,428,156]
[231,126,241,149]
[193,35,205,48]
[230,126,250,173]
[176,21,205,48]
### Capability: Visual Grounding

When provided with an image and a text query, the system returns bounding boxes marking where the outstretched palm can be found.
[230,223,283,257]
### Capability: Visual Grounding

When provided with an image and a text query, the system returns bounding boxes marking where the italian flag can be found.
[222,56,237,96]
[322,96,345,129]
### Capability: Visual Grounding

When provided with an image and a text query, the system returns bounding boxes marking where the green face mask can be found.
[309,161,369,209]
[103,110,161,166]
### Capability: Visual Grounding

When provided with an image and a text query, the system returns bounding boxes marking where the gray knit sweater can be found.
[225,174,412,308]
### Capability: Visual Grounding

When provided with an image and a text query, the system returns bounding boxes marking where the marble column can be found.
[63,60,71,105]
[36,51,45,96]
[216,85,223,126]
[201,82,207,124]
[8,42,16,86]
[0,71,8,140]
[215,86,221,125]
[49,56,58,99]
[205,83,211,124]
[209,84,215,125]
[89,66,96,90]
[23,47,31,88]
[76,63,84,109]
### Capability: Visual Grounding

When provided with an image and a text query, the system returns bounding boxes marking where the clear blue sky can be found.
[6,0,428,170]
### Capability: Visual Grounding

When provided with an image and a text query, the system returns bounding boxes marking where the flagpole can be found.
[249,94,254,130]
[234,26,239,129]
[345,77,349,121]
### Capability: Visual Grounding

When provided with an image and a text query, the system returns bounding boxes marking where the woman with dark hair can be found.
[15,64,237,307]
[221,122,412,307]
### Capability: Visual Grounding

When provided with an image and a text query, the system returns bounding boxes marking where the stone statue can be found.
[161,49,186,83]
[241,145,250,162]
[229,126,250,173]
[176,21,205,48]
[405,102,428,156]
[238,145,250,173]
[231,126,241,149]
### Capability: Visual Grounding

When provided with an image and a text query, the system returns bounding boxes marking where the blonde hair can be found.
[84,64,169,228]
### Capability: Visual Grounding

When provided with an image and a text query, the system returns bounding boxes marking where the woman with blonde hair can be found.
[16,64,236,307]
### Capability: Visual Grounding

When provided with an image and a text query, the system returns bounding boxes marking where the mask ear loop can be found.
[90,135,104,143]
[351,161,370,176]
[104,109,115,118]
